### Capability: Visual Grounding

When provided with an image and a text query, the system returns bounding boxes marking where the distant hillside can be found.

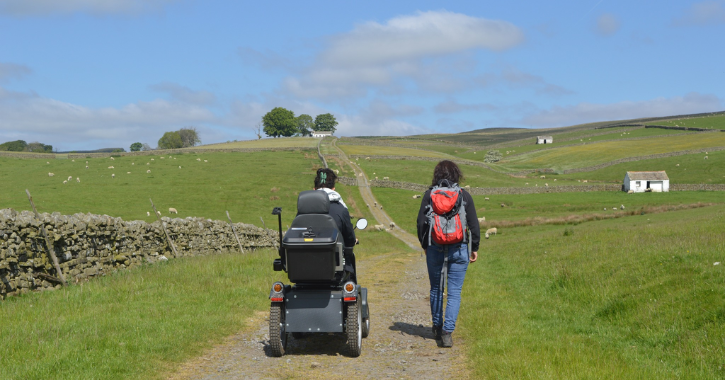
[57,148,126,153]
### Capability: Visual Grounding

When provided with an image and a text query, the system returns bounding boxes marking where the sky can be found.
[1,0,724,151]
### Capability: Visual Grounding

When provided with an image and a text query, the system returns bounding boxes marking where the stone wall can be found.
[0,209,278,298]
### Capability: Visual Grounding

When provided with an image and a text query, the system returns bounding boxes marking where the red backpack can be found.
[426,180,467,245]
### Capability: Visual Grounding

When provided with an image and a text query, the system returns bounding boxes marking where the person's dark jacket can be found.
[329,201,356,247]
[416,188,480,252]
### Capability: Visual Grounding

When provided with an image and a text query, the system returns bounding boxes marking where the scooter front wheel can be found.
[269,303,288,357]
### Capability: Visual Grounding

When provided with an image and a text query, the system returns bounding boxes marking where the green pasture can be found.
[338,144,454,158]
[559,149,725,184]
[655,114,725,130]
[0,150,324,229]
[496,132,725,172]
[370,187,725,234]
[461,204,725,379]
[196,137,320,149]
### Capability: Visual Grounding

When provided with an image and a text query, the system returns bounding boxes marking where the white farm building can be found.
[623,171,669,193]
[536,136,553,144]
[312,130,333,138]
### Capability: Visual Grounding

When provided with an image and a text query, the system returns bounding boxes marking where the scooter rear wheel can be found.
[269,303,287,357]
[345,300,362,357]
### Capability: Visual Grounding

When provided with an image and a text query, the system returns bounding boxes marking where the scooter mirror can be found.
[356,218,368,230]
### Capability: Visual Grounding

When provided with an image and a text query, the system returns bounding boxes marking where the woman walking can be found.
[416,160,480,347]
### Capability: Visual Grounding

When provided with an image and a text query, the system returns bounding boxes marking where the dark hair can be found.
[314,168,337,189]
[431,160,463,187]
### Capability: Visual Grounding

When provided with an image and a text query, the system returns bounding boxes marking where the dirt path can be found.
[165,140,471,379]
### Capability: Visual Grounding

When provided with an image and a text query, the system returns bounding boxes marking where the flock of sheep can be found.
[46,155,209,216]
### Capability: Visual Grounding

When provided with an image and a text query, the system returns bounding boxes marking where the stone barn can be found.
[623,171,669,193]
[536,136,553,144]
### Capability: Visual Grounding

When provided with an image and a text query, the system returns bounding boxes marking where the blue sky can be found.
[1,0,723,151]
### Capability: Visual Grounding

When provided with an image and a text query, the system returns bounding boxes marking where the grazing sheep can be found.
[500,203,506,208]
[613,207,618,210]
[156,211,161,216]
[358,173,363,177]
[160,157,165,159]
[477,217,486,224]
[413,194,421,199]
[151,158,154,161]
[110,157,115,160]
[380,205,383,210]
[72,159,75,162]
[704,156,708,160]
[146,162,150,165]
[375,177,378,180]
[374,224,386,231]
[540,175,545,179]
[48,173,54,177]
[383,176,389,180]
[366,157,370,160]
[197,158,201,161]
[545,183,549,187]
[47,162,50,164]
[485,228,497,238]
[621,204,625,209]
[389,222,395,229]
[627,190,634,194]
[132,162,135,165]
[63,180,67,184]
[676,164,680,166]
[76,177,80,183]
[112,174,115,178]
[85,165,89,169]
[147,211,150,216]
[108,166,114,169]
[583,180,588,183]
[604,208,607,211]
[179,166,181,169]
[374,201,377,206]
[169,208,178,214]
[335,170,340,174]
[147,170,151,174]
[484,197,489,201]
[127,172,131,174]
[204,160,208,162]
[554,179,557,181]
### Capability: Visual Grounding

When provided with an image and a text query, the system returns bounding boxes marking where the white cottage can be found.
[536,136,553,144]
[312,130,333,138]
[623,171,669,193]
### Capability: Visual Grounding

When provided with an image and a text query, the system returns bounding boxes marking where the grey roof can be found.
[537,136,553,139]
[626,171,669,180]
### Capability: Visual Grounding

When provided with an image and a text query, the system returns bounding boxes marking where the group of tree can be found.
[0,140,53,153]
[156,127,201,150]
[261,107,338,138]
[129,142,153,152]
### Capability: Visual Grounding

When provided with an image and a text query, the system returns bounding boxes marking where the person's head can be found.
[431,160,463,186]
[314,168,337,189]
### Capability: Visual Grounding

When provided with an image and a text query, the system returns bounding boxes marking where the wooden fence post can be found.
[25,189,67,286]
[226,211,245,253]
[150,198,179,257]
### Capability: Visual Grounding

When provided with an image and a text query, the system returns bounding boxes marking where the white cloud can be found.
[336,115,431,137]
[0,87,217,150]
[595,13,620,36]
[0,0,179,16]
[522,93,723,128]
[0,62,32,83]
[283,10,524,100]
[434,100,497,114]
[149,82,216,105]
[672,1,725,26]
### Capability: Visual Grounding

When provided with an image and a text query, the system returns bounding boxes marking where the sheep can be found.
[76,177,80,183]
[613,207,618,210]
[160,157,165,159]
[147,211,150,216]
[464,185,470,191]
[484,197,489,201]
[358,173,363,177]
[169,207,178,214]
[676,164,680,166]
[704,156,708,160]
[86,161,88,164]
[63,180,67,184]
[375,177,378,180]
[108,166,114,169]
[132,162,135,165]
[477,217,486,224]
[147,170,151,174]
[389,222,395,229]
[412,194,422,199]
[374,201,377,206]
[335,170,340,175]
[582,180,588,183]
[112,174,115,179]
[46,162,50,164]
[72,159,75,162]
[179,166,181,169]
[151,158,154,161]
[525,182,529,185]
[554,179,557,181]
[383,176,389,180]
[365,157,370,160]
[110,157,115,160]
[621,204,625,209]
[156,211,161,216]
[85,165,89,169]
[500,203,506,208]
[545,183,549,187]
[380,205,383,210]
[604,208,607,211]
[204,160,208,163]
[485,228,497,239]
[197,158,201,161]
[540,175,546,179]
[627,190,634,194]
[374,224,386,231]
[146,162,150,165]
[127,172,131,174]
[48,173,55,177]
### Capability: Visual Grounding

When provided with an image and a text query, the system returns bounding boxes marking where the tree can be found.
[484,150,502,163]
[25,142,52,153]
[178,127,201,147]
[158,131,183,149]
[130,142,143,152]
[253,123,263,139]
[0,140,28,152]
[141,143,153,151]
[296,114,314,136]
[262,107,296,138]
[314,113,338,133]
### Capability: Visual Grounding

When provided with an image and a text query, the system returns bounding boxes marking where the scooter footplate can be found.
[285,289,343,333]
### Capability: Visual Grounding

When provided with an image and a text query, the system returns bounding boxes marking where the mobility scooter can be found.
[269,190,370,357]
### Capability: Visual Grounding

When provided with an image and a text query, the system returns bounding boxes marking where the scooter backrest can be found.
[296,190,330,214]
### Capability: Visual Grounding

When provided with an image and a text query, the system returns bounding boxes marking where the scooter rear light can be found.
[345,283,355,292]
[344,297,357,301]
[271,297,284,302]
[273,283,283,292]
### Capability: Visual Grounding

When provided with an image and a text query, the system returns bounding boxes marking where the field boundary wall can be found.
[0,209,278,298]
[0,147,316,160]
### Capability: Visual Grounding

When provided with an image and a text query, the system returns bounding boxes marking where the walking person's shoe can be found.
[432,325,442,340]
[441,330,453,347]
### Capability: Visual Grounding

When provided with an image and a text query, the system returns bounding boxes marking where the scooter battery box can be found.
[283,229,340,282]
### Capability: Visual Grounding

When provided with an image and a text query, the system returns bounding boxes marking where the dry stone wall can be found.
[0,209,278,298]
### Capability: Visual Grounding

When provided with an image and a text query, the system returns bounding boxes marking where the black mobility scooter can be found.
[269,190,370,357]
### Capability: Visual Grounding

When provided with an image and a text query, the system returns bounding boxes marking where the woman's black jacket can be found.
[416,188,480,252]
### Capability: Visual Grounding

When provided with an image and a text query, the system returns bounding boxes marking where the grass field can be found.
[654,114,725,130]
[460,204,725,379]
[196,137,320,149]
[496,132,725,172]
[338,144,455,158]
[0,150,323,229]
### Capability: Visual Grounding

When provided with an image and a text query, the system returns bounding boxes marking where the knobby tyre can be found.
[346,300,362,357]
[269,302,287,357]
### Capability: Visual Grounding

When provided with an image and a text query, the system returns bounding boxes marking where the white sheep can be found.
[48,173,55,177]
[132,162,135,165]
[374,224,386,231]
[169,207,178,214]
[365,157,370,160]
[85,166,89,169]
[147,170,151,174]
[67,175,73,181]
[204,160,208,163]
[540,175,546,179]
[477,217,486,224]
[413,194,421,199]
[160,157,165,159]
[545,183,549,187]
[47,162,50,164]
[704,156,708,160]
[76,177,80,183]
[151,158,154,161]
[484,197,489,201]
[621,204,625,209]
[108,166,114,169]
[374,201,377,206]
[110,157,115,160]
[335,170,340,174]
[628,190,634,194]
[72,159,75,162]
[63,180,67,184]
[380,205,383,210]
[604,208,607,211]
[554,179,557,181]
[583,180,588,183]
[147,211,150,216]
[389,222,395,229]
[127,172,131,174]
[112,174,115,178]
[146,162,150,165]
[500,203,506,207]
[485,227,497,238]
[197,158,201,161]
[179,166,181,169]
[383,176,389,180]
[156,211,161,216]
[676,164,680,166]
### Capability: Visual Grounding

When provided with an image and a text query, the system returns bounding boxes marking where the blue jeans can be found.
[426,243,469,333]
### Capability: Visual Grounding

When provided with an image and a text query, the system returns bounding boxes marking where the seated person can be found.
[311,168,358,280]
